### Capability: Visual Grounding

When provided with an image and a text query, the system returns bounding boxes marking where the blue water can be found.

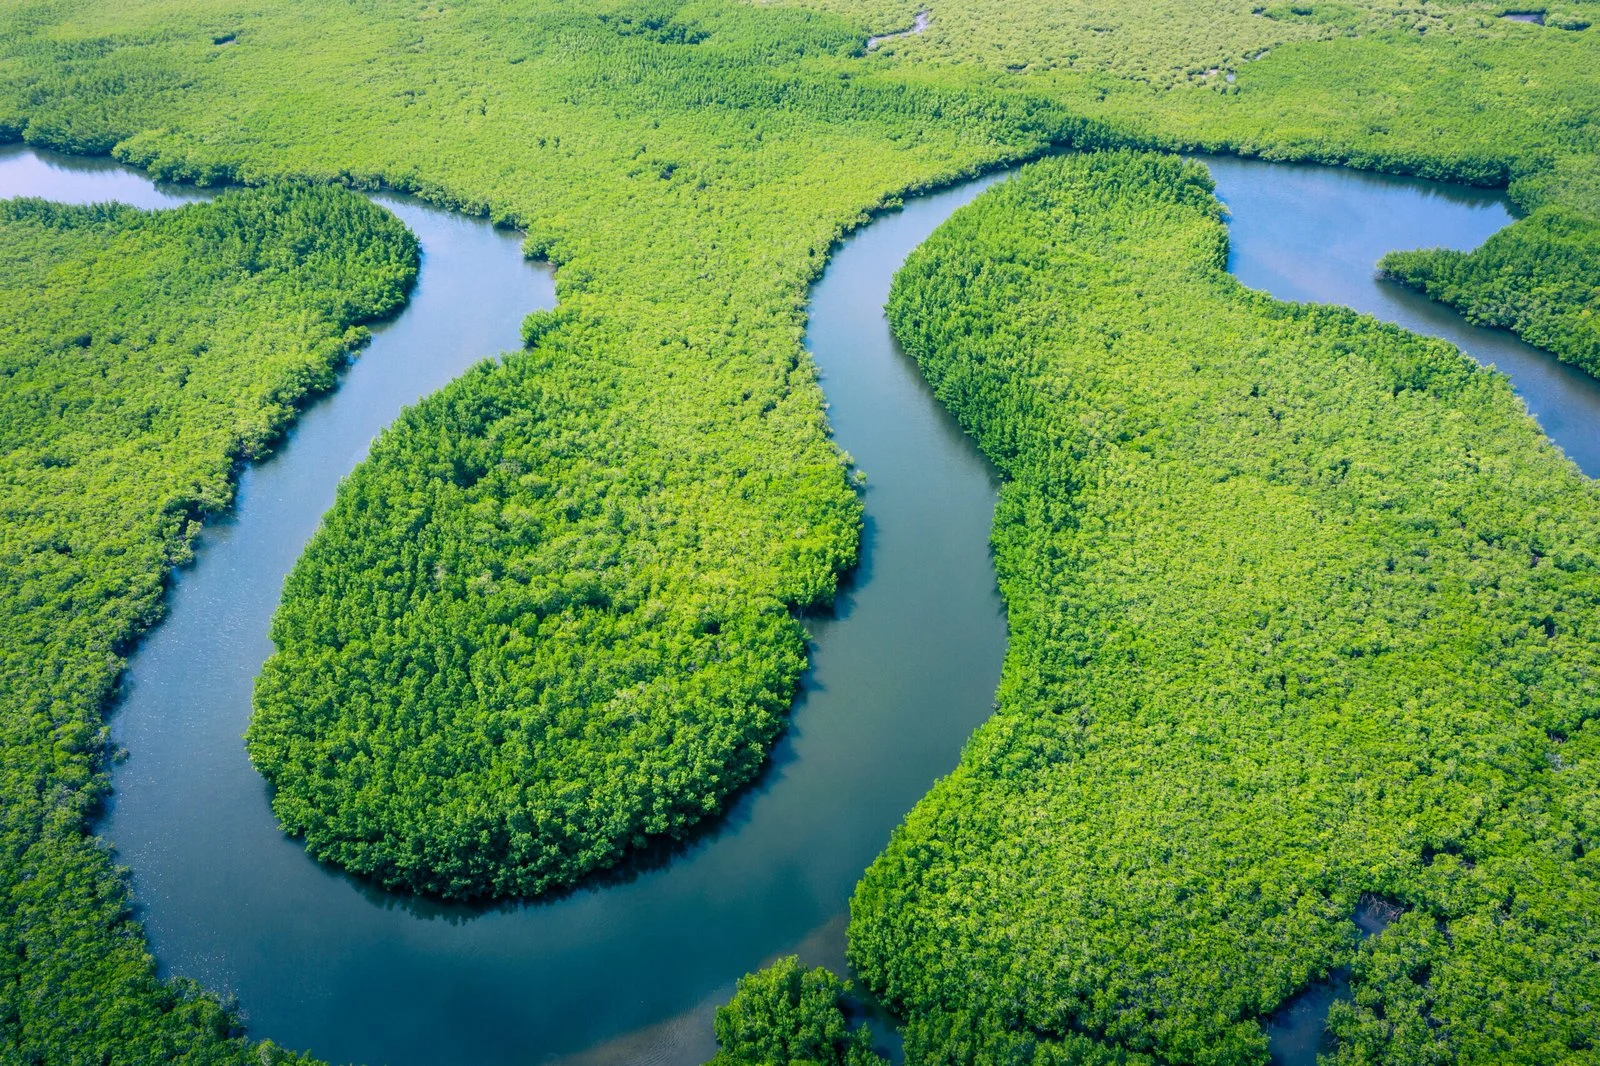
[2,143,1588,1066]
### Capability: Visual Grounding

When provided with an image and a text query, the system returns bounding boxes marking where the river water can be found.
[0,144,1590,1066]
[1204,156,1600,478]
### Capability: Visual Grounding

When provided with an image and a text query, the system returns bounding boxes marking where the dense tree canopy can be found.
[0,0,1595,1061]
[851,152,1600,1065]
[707,957,886,1066]
[0,186,415,1064]
[1382,205,1600,377]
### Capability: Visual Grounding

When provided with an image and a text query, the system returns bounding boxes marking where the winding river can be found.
[2,143,1595,1066]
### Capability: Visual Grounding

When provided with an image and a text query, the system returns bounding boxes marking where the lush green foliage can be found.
[0,0,1090,1052]
[789,0,1600,358]
[707,957,886,1066]
[178,2,1094,900]
[852,152,1600,1065]
[780,0,1600,90]
[0,187,415,1063]
[1382,205,1600,375]
[0,0,1598,1058]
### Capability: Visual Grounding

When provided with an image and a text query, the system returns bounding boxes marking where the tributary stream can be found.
[2,143,1594,1066]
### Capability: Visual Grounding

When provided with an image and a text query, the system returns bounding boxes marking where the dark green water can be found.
[1,144,1592,1066]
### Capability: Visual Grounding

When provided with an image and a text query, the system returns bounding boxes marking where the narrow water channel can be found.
[1203,156,1600,478]
[2,144,1592,1066]
[0,147,1009,1065]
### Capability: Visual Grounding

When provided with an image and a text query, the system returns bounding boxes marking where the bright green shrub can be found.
[708,957,886,1066]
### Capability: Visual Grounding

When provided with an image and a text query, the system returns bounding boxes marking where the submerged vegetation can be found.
[852,151,1600,1065]
[1381,205,1600,377]
[0,186,415,1063]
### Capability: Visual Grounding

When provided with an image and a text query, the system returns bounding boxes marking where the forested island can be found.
[0,0,1596,1063]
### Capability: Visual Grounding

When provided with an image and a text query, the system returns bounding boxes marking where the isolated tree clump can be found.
[709,957,886,1066]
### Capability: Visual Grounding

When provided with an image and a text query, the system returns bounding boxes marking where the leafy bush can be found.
[708,957,886,1066]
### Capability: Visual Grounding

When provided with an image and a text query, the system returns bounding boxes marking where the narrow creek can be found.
[2,144,1593,1066]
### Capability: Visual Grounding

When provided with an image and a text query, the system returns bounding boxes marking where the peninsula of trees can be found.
[852,151,1599,1064]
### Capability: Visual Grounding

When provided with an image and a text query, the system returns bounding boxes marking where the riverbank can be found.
[4,140,1594,1064]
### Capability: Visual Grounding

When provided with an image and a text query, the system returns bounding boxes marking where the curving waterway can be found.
[1203,155,1600,478]
[2,143,1596,1066]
